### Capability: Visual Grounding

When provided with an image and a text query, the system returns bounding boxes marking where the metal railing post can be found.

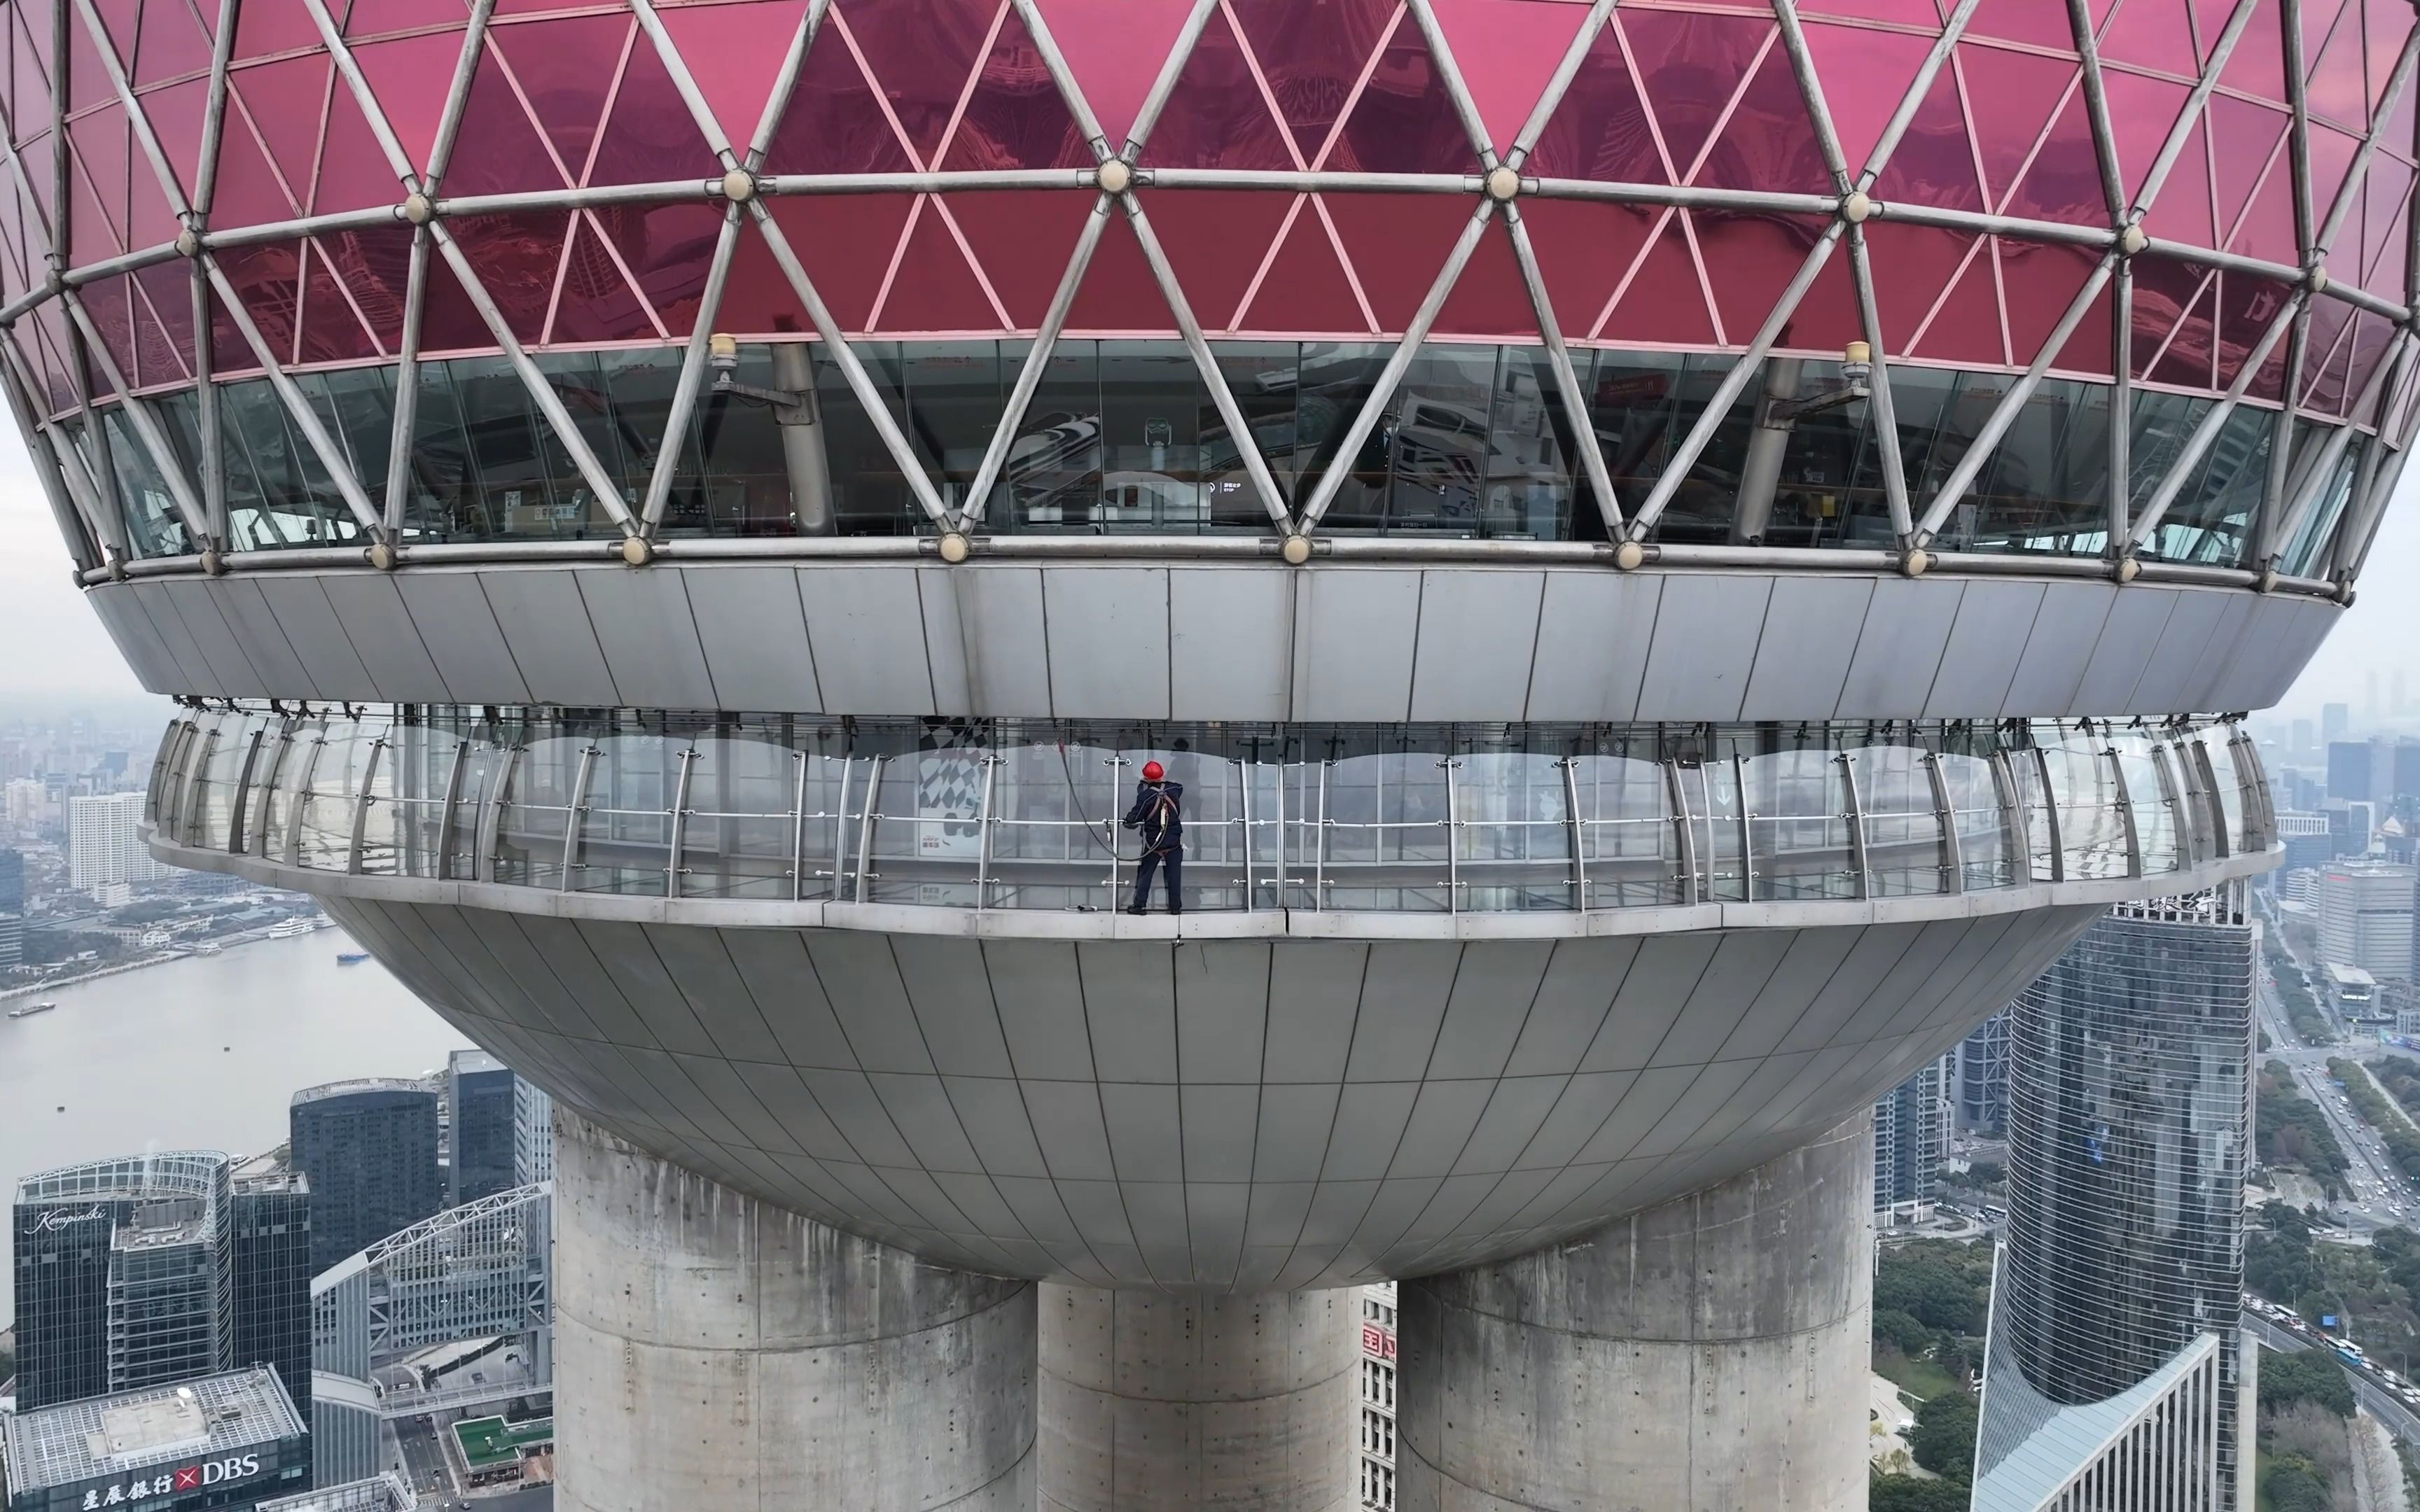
[558,744,598,892]
[347,736,388,876]
[476,745,517,885]
[1924,750,1963,895]
[1837,752,1868,901]
[1560,757,1587,911]
[853,754,886,904]
[1315,760,1330,910]
[228,724,266,854]
[2030,743,2066,884]
[181,727,221,848]
[789,751,811,902]
[830,756,856,899]
[666,746,697,899]
[1272,757,1286,910]
[975,755,1000,909]
[1103,755,1129,911]
[1237,759,1254,909]
[1440,757,1462,913]
[249,722,296,858]
[1667,761,1701,906]
[1733,754,1754,903]
[2104,742,2142,880]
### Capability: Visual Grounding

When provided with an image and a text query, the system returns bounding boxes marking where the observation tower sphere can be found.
[5,0,2401,1506]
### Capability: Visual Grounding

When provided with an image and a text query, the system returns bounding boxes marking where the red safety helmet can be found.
[1142,760,1165,781]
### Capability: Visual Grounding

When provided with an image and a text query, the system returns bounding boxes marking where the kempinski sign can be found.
[29,1205,106,1234]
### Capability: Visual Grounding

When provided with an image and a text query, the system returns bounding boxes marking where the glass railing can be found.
[145,710,2272,915]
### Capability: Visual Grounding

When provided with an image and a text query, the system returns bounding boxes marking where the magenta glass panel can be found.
[93,0,140,73]
[134,76,209,204]
[2300,295,2354,412]
[1594,215,1718,346]
[296,242,387,364]
[81,271,139,385]
[1800,25,1934,180]
[1228,0,1398,169]
[2216,0,2288,104]
[1964,0,2084,51]
[1141,189,1296,330]
[2139,106,2216,248]
[1233,202,1374,334]
[596,202,728,336]
[28,302,81,412]
[422,211,566,349]
[11,9,55,150]
[132,260,194,385]
[1861,223,1978,351]
[317,225,415,351]
[0,172,41,304]
[1426,0,1595,155]
[871,200,1010,332]
[2143,284,2214,389]
[2097,0,2198,76]
[1431,218,1539,337]
[1064,209,1181,332]
[487,15,629,186]
[2304,125,2360,238]
[547,214,658,344]
[761,9,919,173]
[1621,11,1770,183]
[345,0,473,39]
[1697,213,1854,351]
[1029,0,1195,147]
[64,110,129,264]
[587,24,716,186]
[2000,239,2102,370]
[1798,0,1942,21]
[1522,20,1664,183]
[939,6,1092,172]
[1693,34,1826,192]
[1325,194,1474,329]
[1326,14,1480,172]
[438,36,577,196]
[2302,0,2368,130]
[209,239,302,368]
[714,216,813,337]
[229,57,335,212]
[2372,0,2416,118]
[1520,200,1657,336]
[209,94,306,226]
[765,193,917,330]
[495,0,611,13]
[828,0,999,169]
[2099,70,2189,205]
[945,190,1094,326]
[2222,136,2297,266]
[313,79,408,215]
[2126,255,2204,377]
[2206,95,2286,246]
[1957,46,2078,211]
[656,2,811,152]
[123,128,181,251]
[132,0,214,87]
[66,5,113,115]
[1870,55,1985,211]
[1138,6,1294,171]
[1907,244,2008,367]
[352,31,474,174]
[2210,270,2289,393]
[2342,312,2395,419]
[2003,87,2106,226]
[2358,160,2412,301]
[231,5,327,62]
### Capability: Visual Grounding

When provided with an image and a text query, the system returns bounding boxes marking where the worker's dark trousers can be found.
[1131,846,1182,912]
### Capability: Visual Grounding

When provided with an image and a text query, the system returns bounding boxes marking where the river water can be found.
[0,930,470,1330]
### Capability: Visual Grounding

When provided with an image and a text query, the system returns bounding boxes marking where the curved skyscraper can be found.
[0,0,2395,1506]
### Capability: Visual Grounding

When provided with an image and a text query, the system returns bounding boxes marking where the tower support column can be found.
[1398,1116,1875,1512]
[1039,1285,1359,1511]
[552,1111,1038,1512]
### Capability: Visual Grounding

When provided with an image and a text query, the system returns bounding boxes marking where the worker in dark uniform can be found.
[1122,760,1183,915]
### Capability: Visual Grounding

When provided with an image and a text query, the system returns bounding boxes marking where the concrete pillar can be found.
[1039,1285,1359,1511]
[1398,1116,1875,1512]
[552,1111,1037,1512]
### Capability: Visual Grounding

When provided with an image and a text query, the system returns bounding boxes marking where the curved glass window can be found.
[147,711,2265,917]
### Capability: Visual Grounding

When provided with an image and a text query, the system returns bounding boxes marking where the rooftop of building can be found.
[254,1472,417,1512]
[292,1077,436,1107]
[111,1207,210,1254]
[448,1049,506,1077]
[231,1149,306,1196]
[2330,964,2379,986]
[0,1368,305,1495]
[14,1151,226,1209]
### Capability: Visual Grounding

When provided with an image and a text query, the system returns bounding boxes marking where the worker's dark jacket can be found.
[1121,780,1184,850]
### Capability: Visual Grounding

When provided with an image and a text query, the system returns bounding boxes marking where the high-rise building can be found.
[0,846,23,911]
[0,1367,311,1512]
[2318,861,2415,981]
[2325,704,2352,746]
[2328,799,2377,857]
[0,911,22,968]
[2329,739,2377,802]
[1875,1053,1953,1219]
[228,1154,314,1424]
[2395,743,2420,806]
[65,792,162,894]
[2291,719,2316,758]
[445,1049,517,1206]
[288,1082,440,1275]
[1973,889,2257,1511]
[1954,1011,2010,1135]
[1358,1282,1398,1512]
[23,1,2381,1505]
[513,1077,555,1190]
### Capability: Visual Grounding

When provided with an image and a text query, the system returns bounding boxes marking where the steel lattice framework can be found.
[310,1181,550,1371]
[0,0,2413,592]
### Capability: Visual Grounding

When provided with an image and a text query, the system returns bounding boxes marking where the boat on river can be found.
[8,1000,58,1018]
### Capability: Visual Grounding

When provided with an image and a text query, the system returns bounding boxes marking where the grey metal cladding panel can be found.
[1321,1082,1421,1180]
[1425,941,1552,1080]
[1576,932,1723,1072]
[1253,1083,1342,1182]
[802,931,932,1074]
[1386,1079,1496,1178]
[1637,575,1772,721]
[1449,1075,1570,1175]
[950,566,1050,718]
[716,928,860,1070]
[1098,1083,1185,1182]
[1926,578,2045,715]
[85,583,184,692]
[573,569,714,710]
[865,1073,985,1173]
[154,580,265,695]
[1019,1082,1119,1180]
[1738,575,1872,720]
[1837,578,1962,719]
[390,571,528,705]
[253,575,377,697]
[1343,940,1462,1081]
[1262,941,1367,1083]
[1646,928,1795,1068]
[917,567,973,714]
[682,566,820,713]
[317,572,452,701]
[211,579,312,694]
[1409,570,1544,722]
[2171,591,2256,713]
[2001,580,2118,714]
[473,570,618,707]
[1711,925,1864,1060]
[1042,567,1171,719]
[125,581,222,693]
[1502,938,1636,1077]
[796,566,936,715]
[983,939,1098,1082]
[636,923,788,1065]
[571,918,721,1057]
[2233,597,2342,709]
[2124,588,2230,711]
[2070,585,2179,712]
[891,936,1015,1078]
[1524,571,1660,720]
[1173,941,1271,1085]
[1293,569,1420,721]
[1076,941,1178,1082]
[1169,568,1291,721]
[940,1075,1051,1179]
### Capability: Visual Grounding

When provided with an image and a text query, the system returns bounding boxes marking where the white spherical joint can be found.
[1899,546,1931,578]
[1839,190,1873,224]
[200,547,225,577]
[1279,533,1313,566]
[1095,158,1134,197]
[400,191,434,225]
[174,227,200,258]
[1612,539,1647,571]
[2307,264,2330,295]
[2255,562,2280,594]
[719,167,757,204]
[365,540,398,572]
[936,531,971,564]
[620,533,655,567]
[2112,554,2140,584]
[2117,223,2148,256]
[1483,164,1523,204]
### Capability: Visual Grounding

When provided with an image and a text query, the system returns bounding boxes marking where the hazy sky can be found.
[0,425,2412,718]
